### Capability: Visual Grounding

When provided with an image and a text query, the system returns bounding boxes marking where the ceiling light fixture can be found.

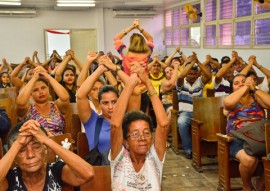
[56,0,95,7]
[125,0,162,6]
[0,0,21,6]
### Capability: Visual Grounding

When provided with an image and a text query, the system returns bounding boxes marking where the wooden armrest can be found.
[216,133,234,142]
[190,118,203,126]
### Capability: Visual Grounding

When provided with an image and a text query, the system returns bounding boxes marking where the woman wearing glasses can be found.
[110,62,169,191]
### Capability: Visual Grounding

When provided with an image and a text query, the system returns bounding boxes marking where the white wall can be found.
[0,8,165,64]
[0,9,103,63]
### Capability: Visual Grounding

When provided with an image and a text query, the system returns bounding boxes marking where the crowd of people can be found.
[0,19,270,190]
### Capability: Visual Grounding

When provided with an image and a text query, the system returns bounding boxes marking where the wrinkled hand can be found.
[19,120,47,144]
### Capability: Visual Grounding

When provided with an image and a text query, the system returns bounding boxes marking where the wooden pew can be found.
[190,96,226,172]
[77,132,89,159]
[263,123,270,189]
[77,132,111,191]
[48,133,74,191]
[0,87,17,144]
[171,89,181,154]
[216,123,268,191]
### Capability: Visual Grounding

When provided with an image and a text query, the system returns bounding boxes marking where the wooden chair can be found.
[263,123,270,189]
[170,89,181,154]
[80,166,111,191]
[190,96,226,172]
[216,123,268,191]
[77,132,89,159]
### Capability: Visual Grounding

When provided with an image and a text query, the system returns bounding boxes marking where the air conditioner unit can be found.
[113,9,156,18]
[0,9,37,18]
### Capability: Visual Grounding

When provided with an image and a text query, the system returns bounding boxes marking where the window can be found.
[235,21,251,46]
[165,0,270,49]
[219,23,232,46]
[205,25,216,46]
[180,28,189,46]
[220,0,233,19]
[205,0,217,21]
[255,18,270,45]
[236,0,252,17]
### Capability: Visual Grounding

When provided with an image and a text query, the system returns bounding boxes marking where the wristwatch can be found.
[250,87,259,94]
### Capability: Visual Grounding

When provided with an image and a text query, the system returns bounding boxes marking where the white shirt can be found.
[109,145,165,191]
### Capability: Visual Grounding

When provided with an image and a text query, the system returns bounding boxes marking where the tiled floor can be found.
[161,148,243,191]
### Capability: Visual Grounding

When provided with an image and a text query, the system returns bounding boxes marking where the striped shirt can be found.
[214,77,231,97]
[176,77,204,112]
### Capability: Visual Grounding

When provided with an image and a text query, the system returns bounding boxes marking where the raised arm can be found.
[32,51,41,65]
[68,50,83,72]
[161,62,179,91]
[77,51,98,88]
[110,73,140,160]
[215,55,236,84]
[2,59,13,73]
[193,53,212,84]
[164,47,180,65]
[240,56,256,75]
[137,66,169,160]
[76,64,107,123]
[253,58,270,83]
[55,54,71,82]
[177,60,196,87]
[114,20,136,40]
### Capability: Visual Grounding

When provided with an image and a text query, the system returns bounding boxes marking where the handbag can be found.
[229,120,270,156]
[85,117,103,165]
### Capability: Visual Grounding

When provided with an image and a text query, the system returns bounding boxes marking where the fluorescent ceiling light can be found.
[56,0,95,7]
[0,1,21,6]
[57,3,95,7]
[125,0,162,6]
[57,0,95,3]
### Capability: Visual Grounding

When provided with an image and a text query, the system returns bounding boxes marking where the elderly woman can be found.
[0,120,94,190]
[224,74,270,191]
[16,66,70,136]
[110,63,169,190]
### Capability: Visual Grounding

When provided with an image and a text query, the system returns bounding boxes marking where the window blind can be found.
[255,18,270,45]
[205,0,217,22]
[235,21,251,45]
[205,25,216,46]
[220,0,233,19]
[173,8,180,26]
[219,23,232,45]
[165,10,172,27]
[165,30,172,46]
[180,28,189,46]
[236,0,251,17]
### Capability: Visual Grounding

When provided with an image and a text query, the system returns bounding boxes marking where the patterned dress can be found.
[24,102,65,135]
[226,99,265,134]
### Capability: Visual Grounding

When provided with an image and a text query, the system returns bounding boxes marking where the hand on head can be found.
[18,120,47,144]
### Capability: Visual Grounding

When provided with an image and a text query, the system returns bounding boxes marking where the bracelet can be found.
[148,90,157,97]
[123,30,127,35]
[250,87,259,94]
[115,65,121,73]
[139,28,144,33]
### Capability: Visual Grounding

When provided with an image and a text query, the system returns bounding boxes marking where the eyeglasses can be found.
[127,131,152,140]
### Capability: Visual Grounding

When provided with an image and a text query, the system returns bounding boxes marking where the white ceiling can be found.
[0,0,184,11]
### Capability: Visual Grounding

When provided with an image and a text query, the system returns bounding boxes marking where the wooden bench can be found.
[48,133,74,191]
[216,123,268,191]
[170,90,181,154]
[80,166,111,191]
[0,87,17,144]
[190,96,226,172]
[77,132,111,191]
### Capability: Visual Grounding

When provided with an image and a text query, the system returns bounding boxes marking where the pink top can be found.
[114,37,154,76]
